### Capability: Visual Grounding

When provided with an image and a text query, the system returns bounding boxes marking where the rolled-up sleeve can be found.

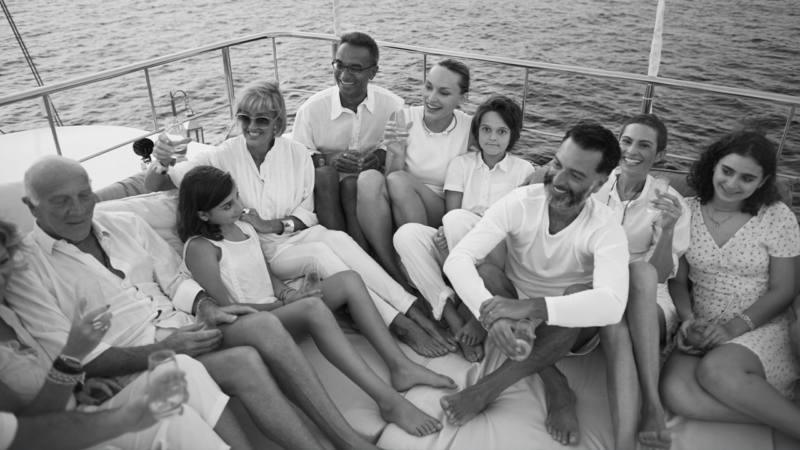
[544,225,630,327]
[135,215,202,314]
[444,195,517,319]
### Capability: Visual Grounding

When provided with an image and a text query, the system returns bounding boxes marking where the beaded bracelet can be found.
[278,288,295,303]
[734,312,755,332]
[46,367,85,386]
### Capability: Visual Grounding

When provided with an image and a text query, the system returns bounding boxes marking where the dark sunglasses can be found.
[236,113,272,128]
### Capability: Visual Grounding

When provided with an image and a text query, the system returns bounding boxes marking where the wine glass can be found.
[164,117,189,159]
[510,319,537,361]
[194,304,217,331]
[298,271,321,298]
[646,176,670,213]
[147,349,188,419]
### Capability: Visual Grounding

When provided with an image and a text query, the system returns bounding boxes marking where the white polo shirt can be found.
[444,152,537,216]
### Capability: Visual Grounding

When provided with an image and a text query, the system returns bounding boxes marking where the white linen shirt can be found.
[404,106,472,197]
[169,136,318,259]
[292,84,403,159]
[4,211,199,365]
[443,184,630,328]
[592,169,690,278]
[444,152,537,216]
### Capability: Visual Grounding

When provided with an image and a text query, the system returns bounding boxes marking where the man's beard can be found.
[543,171,593,209]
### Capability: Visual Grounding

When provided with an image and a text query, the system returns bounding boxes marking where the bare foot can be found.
[458,340,484,363]
[638,405,672,449]
[391,361,458,392]
[392,315,451,357]
[544,382,580,445]
[439,382,499,426]
[454,316,488,346]
[408,306,458,353]
[380,394,442,437]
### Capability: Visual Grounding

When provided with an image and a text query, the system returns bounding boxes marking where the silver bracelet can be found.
[734,312,755,332]
[47,367,85,386]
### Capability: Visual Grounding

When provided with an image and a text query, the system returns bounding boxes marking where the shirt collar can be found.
[475,152,511,173]
[33,216,111,255]
[330,84,375,120]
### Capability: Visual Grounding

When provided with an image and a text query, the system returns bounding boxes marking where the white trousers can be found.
[394,209,507,320]
[85,354,229,450]
[265,225,416,326]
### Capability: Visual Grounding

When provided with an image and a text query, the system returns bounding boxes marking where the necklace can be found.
[422,113,457,136]
[606,174,644,225]
[706,202,739,228]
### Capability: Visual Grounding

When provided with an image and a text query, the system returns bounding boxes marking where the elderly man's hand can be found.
[479,296,534,329]
[162,323,223,357]
[327,152,361,174]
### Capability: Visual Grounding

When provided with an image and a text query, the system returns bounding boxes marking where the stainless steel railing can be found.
[1,30,798,175]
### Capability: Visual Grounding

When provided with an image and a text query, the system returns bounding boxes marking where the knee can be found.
[386,171,413,199]
[357,169,385,196]
[441,209,470,230]
[695,353,734,393]
[629,260,657,287]
[340,176,358,197]
[298,296,334,320]
[301,241,339,261]
[659,370,695,416]
[316,166,340,188]
[393,223,428,249]
[476,262,504,282]
[563,284,591,296]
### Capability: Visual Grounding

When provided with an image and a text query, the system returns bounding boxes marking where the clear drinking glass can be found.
[194,304,217,331]
[510,319,537,361]
[646,176,670,213]
[164,117,188,159]
[298,271,321,297]
[147,349,188,419]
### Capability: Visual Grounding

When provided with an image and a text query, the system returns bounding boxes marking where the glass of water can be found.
[147,349,188,419]
[164,117,188,159]
[510,319,537,361]
[298,271,321,298]
[646,176,670,213]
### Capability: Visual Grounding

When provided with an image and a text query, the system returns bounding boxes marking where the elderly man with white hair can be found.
[5,155,382,450]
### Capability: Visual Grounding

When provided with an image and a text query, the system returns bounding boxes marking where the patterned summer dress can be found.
[686,197,800,396]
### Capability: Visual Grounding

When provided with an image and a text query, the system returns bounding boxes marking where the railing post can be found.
[521,68,530,116]
[641,83,655,114]
[331,41,338,60]
[272,38,280,83]
[222,47,235,119]
[776,105,795,161]
[42,94,61,155]
[144,68,159,130]
[422,54,427,86]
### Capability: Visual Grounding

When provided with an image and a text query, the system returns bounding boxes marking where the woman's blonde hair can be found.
[234,80,287,136]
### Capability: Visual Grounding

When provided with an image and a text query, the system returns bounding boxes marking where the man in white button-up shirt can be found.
[6,156,381,450]
[292,31,403,251]
[440,123,642,449]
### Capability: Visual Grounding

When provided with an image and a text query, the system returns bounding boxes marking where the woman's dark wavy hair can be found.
[687,129,780,215]
[176,166,236,242]
[471,96,523,153]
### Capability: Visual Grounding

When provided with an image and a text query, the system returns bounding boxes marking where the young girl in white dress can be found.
[660,130,800,440]
[392,96,536,363]
[176,165,456,437]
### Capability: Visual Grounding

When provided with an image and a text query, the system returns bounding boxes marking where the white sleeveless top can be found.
[182,221,278,304]
[404,106,472,197]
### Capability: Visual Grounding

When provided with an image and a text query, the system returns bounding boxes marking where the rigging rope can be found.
[1,0,62,126]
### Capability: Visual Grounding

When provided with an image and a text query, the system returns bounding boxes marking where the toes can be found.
[568,431,579,445]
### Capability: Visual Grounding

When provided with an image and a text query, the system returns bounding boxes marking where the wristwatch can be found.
[281,219,295,234]
[152,161,169,175]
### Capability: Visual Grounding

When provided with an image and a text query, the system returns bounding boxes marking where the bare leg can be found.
[356,170,409,288]
[214,405,254,450]
[600,319,639,450]
[697,343,800,439]
[318,271,457,391]
[315,166,347,232]
[340,176,369,251]
[217,313,379,450]
[625,261,671,449]
[197,347,324,450]
[539,365,580,445]
[273,298,443,437]
[386,170,447,228]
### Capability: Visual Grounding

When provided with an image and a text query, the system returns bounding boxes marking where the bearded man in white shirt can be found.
[6,155,381,450]
[440,122,648,450]
[292,31,402,251]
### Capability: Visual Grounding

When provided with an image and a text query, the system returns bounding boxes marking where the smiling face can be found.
[333,43,377,101]
[238,107,277,150]
[619,123,664,177]
[712,153,767,205]
[201,185,245,227]
[27,164,96,244]
[422,65,465,122]
[544,138,606,211]
[478,111,512,158]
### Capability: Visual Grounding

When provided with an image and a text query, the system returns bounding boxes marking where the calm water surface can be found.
[1,0,798,208]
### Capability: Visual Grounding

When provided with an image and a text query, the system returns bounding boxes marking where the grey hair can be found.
[23,155,89,206]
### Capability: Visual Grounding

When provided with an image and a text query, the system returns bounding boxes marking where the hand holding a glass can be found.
[647,176,684,230]
[385,105,412,157]
[153,117,192,166]
[285,271,323,304]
